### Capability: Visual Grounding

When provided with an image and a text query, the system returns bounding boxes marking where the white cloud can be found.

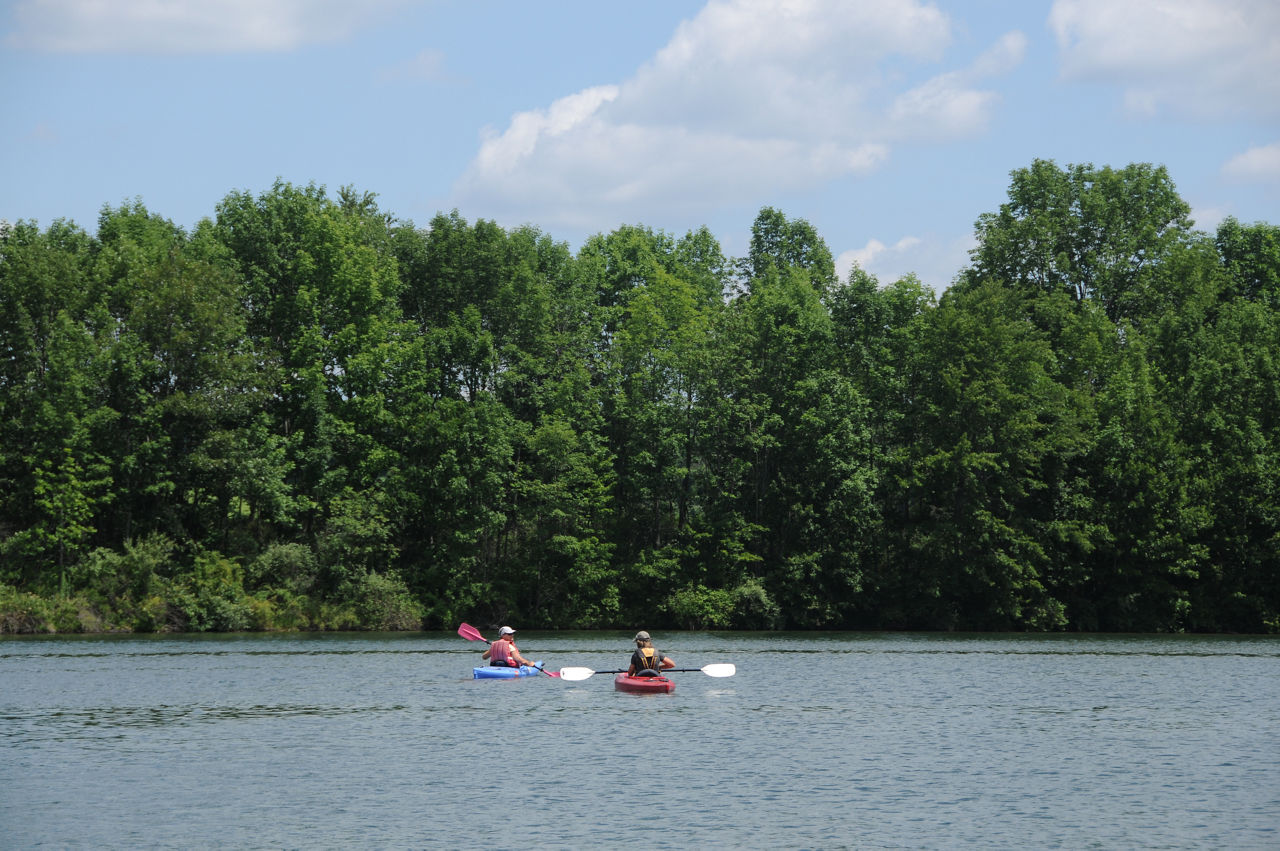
[842,236,922,274]
[1222,143,1280,183]
[888,74,997,140]
[1189,204,1232,233]
[970,30,1029,78]
[888,29,1027,138]
[835,233,972,294]
[1049,0,1280,120]
[5,0,406,53]
[452,0,1025,236]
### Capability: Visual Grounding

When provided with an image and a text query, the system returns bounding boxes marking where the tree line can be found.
[2,159,1277,634]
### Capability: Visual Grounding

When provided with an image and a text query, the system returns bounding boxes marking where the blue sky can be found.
[3,0,1277,292]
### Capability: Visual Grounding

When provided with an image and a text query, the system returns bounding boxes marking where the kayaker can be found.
[482,626,536,668]
[628,631,674,677]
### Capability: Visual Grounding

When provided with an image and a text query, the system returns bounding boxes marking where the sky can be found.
[2,0,1278,292]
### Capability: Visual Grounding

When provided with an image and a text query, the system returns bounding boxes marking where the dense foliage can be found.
[2,161,1278,634]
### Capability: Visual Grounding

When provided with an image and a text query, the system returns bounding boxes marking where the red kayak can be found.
[614,672,675,694]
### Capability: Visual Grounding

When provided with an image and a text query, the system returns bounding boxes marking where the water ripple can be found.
[1,632,1277,849]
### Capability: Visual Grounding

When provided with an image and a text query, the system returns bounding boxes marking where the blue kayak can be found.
[473,661,544,679]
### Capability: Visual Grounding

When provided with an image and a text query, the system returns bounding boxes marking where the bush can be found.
[246,543,318,594]
[167,550,253,632]
[346,571,424,631]
[0,584,87,634]
[316,598,361,631]
[665,584,735,630]
[133,594,170,632]
[731,579,783,629]
[245,589,322,631]
[71,534,174,602]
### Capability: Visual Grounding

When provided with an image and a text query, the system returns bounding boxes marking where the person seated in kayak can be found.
[482,626,537,668]
[628,631,674,677]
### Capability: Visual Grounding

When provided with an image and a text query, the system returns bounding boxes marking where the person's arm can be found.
[512,646,534,667]
[481,646,492,660]
[660,655,675,669]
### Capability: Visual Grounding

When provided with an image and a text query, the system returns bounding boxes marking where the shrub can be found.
[167,550,253,632]
[71,534,174,602]
[346,571,425,631]
[0,584,85,633]
[246,589,319,631]
[731,579,783,629]
[133,594,170,632]
[665,584,735,630]
[246,543,318,595]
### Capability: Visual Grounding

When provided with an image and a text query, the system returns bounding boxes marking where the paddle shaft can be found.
[556,663,733,680]
[592,668,697,675]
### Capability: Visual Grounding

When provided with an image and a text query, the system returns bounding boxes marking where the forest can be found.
[2,159,1278,634]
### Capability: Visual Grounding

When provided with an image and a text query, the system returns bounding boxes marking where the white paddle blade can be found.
[557,667,596,681]
[702,663,735,677]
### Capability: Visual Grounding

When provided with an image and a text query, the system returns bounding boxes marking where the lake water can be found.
[2,631,1277,849]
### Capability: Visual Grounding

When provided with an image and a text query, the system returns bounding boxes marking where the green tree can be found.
[0,220,109,587]
[211,181,403,551]
[391,216,618,627]
[710,257,876,627]
[829,268,936,476]
[1162,292,1280,631]
[579,224,730,624]
[877,281,1076,629]
[1080,324,1207,630]
[965,160,1194,323]
[1216,217,1280,305]
[742,206,837,296]
[92,205,263,552]
[498,227,618,626]
[0,219,96,391]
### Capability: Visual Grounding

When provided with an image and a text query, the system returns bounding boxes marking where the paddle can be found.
[557,663,735,681]
[456,622,560,678]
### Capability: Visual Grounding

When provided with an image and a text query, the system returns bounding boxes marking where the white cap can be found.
[499,626,515,636]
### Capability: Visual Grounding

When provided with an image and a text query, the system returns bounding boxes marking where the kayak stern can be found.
[613,672,675,694]
[473,661,544,679]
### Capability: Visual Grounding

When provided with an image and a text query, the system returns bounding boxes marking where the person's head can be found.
[634,630,651,647]
[499,626,516,640]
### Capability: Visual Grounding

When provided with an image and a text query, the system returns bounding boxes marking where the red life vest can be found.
[490,638,516,667]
